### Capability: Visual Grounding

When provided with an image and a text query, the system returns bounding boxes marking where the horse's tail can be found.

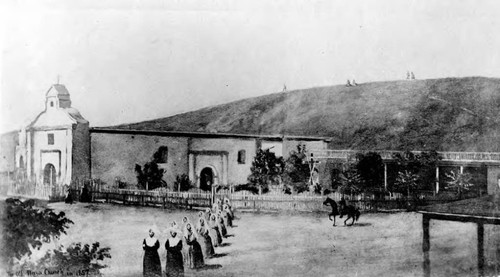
[355,208,361,222]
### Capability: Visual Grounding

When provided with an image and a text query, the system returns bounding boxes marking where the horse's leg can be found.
[333,215,336,226]
[351,214,355,226]
[344,216,349,225]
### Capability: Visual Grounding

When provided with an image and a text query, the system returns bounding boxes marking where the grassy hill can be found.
[111,77,500,152]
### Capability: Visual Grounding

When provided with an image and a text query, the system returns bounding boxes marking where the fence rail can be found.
[311,149,500,162]
[7,179,103,202]
[87,188,451,213]
[8,182,65,201]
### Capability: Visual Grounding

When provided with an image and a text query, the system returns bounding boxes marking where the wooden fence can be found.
[87,188,450,213]
[8,182,64,201]
[7,179,103,202]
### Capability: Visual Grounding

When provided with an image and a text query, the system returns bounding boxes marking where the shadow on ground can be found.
[197,264,223,271]
[212,253,228,258]
[353,222,372,227]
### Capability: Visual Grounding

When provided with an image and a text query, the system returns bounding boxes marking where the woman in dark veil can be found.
[142,228,162,277]
[222,204,233,227]
[184,223,204,269]
[196,217,215,259]
[165,227,184,277]
[216,212,227,238]
[209,214,223,246]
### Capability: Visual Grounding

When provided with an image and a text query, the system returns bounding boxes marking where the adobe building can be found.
[3,84,329,198]
[90,128,328,190]
[14,84,90,193]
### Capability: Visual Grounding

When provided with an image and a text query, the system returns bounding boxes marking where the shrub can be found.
[233,184,259,194]
[2,198,74,266]
[35,242,111,276]
[174,174,192,192]
[135,161,166,190]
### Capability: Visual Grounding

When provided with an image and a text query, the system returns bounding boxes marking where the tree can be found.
[416,151,441,190]
[135,161,166,190]
[338,167,364,196]
[248,148,285,193]
[2,199,112,275]
[392,151,420,173]
[2,198,74,267]
[355,152,384,191]
[283,144,311,193]
[445,170,473,199]
[331,163,364,197]
[394,170,420,197]
[392,150,441,192]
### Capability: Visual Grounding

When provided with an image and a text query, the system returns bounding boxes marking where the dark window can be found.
[237,150,246,164]
[50,101,54,107]
[153,146,168,163]
[48,133,54,145]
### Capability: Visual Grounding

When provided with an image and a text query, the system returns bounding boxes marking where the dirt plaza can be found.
[45,202,499,277]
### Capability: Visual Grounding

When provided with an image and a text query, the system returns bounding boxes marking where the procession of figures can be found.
[142,198,234,277]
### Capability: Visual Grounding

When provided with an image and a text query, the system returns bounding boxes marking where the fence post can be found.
[211,186,215,207]
[422,214,430,277]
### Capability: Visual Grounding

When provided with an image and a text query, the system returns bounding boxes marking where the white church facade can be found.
[14,84,90,198]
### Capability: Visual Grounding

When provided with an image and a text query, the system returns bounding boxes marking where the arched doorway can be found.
[18,156,25,180]
[43,163,57,186]
[200,167,214,191]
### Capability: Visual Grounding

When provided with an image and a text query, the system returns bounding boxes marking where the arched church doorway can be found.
[43,163,57,186]
[18,156,25,180]
[200,167,214,191]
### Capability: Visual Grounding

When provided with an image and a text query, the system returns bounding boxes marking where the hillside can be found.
[111,77,500,152]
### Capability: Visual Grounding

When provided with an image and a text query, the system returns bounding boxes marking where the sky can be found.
[1,0,500,133]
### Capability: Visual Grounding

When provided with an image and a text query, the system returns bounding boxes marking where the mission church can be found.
[8,84,328,195]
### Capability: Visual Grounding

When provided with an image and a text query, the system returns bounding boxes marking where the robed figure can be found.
[142,229,162,277]
[184,223,204,269]
[197,218,215,259]
[165,228,184,277]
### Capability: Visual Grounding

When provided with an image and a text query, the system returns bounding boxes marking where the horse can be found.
[339,204,361,226]
[323,197,340,226]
